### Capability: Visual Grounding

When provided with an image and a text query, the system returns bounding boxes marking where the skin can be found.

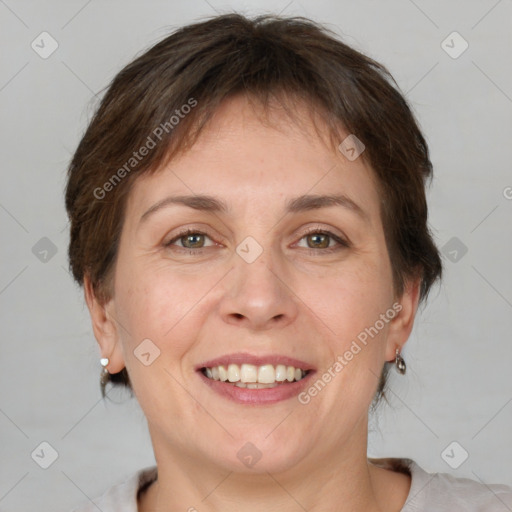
[85,94,420,512]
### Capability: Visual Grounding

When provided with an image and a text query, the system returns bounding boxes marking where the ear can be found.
[384,277,422,362]
[84,275,125,374]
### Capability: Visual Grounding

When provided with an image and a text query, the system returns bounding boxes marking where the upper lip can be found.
[195,352,316,371]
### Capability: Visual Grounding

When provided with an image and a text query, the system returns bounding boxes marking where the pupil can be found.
[309,233,328,248]
[184,234,203,248]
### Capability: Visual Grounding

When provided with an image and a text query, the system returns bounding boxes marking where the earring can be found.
[100,357,110,389]
[395,348,406,375]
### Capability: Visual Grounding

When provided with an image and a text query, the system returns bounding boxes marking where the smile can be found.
[202,363,309,388]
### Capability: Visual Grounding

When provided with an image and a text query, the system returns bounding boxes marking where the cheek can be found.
[114,262,221,360]
[116,275,185,344]
[112,274,194,407]
[302,276,394,415]
[300,261,394,413]
[304,256,393,343]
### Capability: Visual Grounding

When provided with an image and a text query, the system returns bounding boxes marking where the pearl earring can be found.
[100,357,110,394]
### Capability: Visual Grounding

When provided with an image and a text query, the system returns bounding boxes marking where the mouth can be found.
[196,354,316,404]
[200,363,311,388]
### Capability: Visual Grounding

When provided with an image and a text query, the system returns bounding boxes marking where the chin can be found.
[204,432,308,475]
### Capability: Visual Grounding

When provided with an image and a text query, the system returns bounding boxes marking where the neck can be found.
[139,420,408,512]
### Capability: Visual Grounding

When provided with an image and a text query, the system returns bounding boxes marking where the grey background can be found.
[1,0,511,510]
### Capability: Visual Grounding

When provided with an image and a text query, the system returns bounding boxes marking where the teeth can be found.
[218,365,228,381]
[202,363,308,384]
[258,364,275,383]
[235,382,278,389]
[227,364,240,382]
[275,364,287,381]
[240,364,257,383]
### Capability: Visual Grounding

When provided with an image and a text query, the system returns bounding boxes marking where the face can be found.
[88,94,418,475]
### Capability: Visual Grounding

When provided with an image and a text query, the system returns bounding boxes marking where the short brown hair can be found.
[65,13,442,401]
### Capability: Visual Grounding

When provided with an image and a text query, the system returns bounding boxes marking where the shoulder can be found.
[406,459,512,512]
[370,457,512,512]
[70,466,157,512]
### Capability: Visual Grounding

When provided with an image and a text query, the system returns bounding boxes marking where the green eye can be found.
[165,228,349,255]
[180,233,206,248]
[165,230,214,250]
[306,233,331,249]
[297,230,349,252]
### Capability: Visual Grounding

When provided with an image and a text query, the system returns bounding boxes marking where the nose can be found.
[218,249,299,331]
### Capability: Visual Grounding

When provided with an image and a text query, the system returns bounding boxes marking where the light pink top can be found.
[71,458,512,511]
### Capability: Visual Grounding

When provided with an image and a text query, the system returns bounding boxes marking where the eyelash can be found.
[164,227,350,255]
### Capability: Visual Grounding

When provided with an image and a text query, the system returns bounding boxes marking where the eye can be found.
[295,229,349,252]
[163,227,349,254]
[165,229,215,250]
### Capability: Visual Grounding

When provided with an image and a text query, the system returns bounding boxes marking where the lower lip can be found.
[197,370,315,405]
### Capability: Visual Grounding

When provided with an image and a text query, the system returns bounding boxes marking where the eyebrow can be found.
[285,194,367,220]
[140,195,228,223]
[139,193,368,223]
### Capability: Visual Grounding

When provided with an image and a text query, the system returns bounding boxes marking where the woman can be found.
[66,13,512,512]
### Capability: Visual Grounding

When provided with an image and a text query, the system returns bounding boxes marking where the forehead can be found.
[125,94,381,223]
